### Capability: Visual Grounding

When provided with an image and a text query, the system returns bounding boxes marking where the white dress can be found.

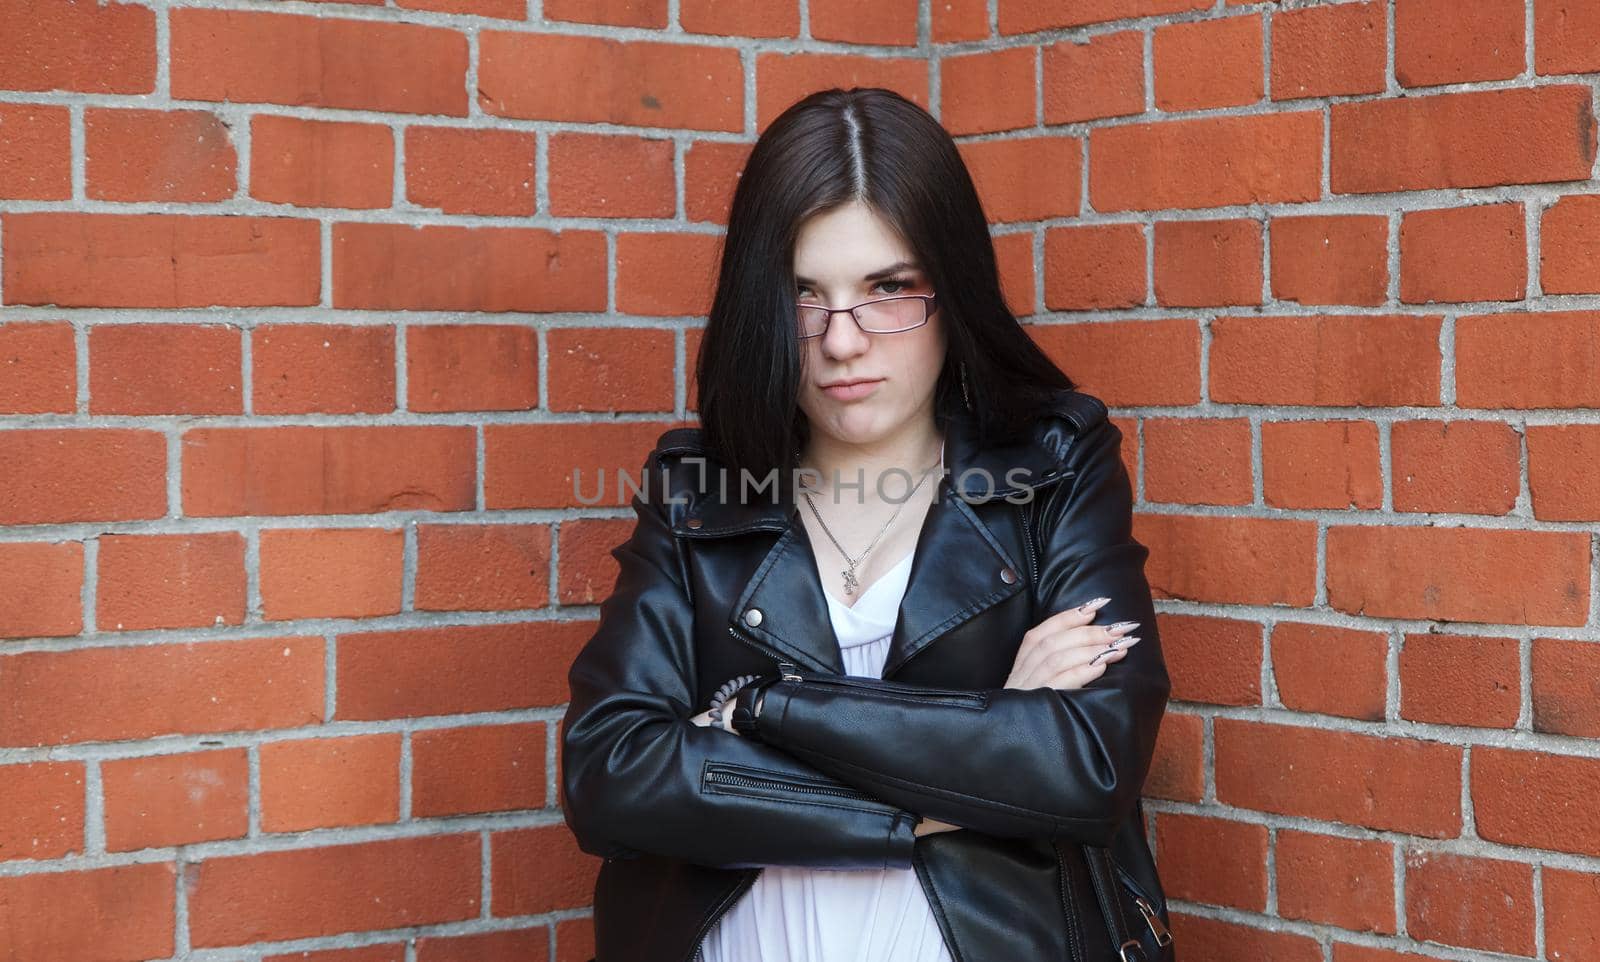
[697,547,955,962]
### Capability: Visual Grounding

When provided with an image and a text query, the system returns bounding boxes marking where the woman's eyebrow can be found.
[794,260,921,286]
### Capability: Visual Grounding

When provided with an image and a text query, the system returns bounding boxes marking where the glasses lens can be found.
[856,296,927,332]
[798,306,829,338]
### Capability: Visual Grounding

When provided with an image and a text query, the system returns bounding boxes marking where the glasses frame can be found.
[795,292,939,340]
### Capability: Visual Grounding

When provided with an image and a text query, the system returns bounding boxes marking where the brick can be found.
[1276,830,1395,933]
[1271,1,1387,101]
[401,0,526,17]
[1457,310,1600,408]
[1144,711,1204,803]
[0,863,174,960]
[412,722,547,816]
[1154,812,1268,910]
[0,541,82,639]
[755,53,928,131]
[615,233,722,316]
[994,231,1036,319]
[1332,85,1597,193]
[0,103,71,199]
[1395,0,1525,86]
[931,0,987,43]
[544,0,666,27]
[485,421,680,510]
[546,327,675,412]
[1398,632,1520,728]
[0,761,85,861]
[335,622,587,720]
[1399,203,1527,304]
[85,108,236,202]
[1390,418,1521,515]
[1525,442,1600,528]
[1160,615,1262,708]
[1001,0,1209,32]
[171,9,468,116]
[406,324,539,413]
[810,0,917,45]
[958,136,1082,222]
[1211,314,1442,407]
[0,321,75,413]
[1215,719,1462,836]
[1136,514,1318,607]
[1404,849,1535,955]
[188,835,478,946]
[2,212,320,308]
[405,126,536,216]
[684,139,752,224]
[101,750,248,851]
[252,324,396,415]
[556,517,634,606]
[1531,637,1600,738]
[1544,867,1600,962]
[489,825,598,915]
[415,523,551,612]
[1153,218,1263,306]
[1328,525,1589,625]
[1024,318,1203,404]
[0,0,156,94]
[181,426,475,517]
[0,429,166,525]
[259,528,404,621]
[479,31,741,131]
[1534,0,1600,74]
[333,222,606,313]
[941,46,1036,135]
[1271,622,1388,721]
[1090,112,1322,212]
[549,133,676,218]
[260,734,402,832]
[1042,223,1147,310]
[681,0,798,38]
[1540,194,1600,294]
[1043,31,1145,124]
[1153,15,1263,111]
[96,532,247,632]
[1269,214,1389,306]
[1474,747,1600,857]
[417,930,550,962]
[1261,419,1384,511]
[1165,912,1321,962]
[88,323,243,415]
[1142,418,1253,506]
[0,637,323,747]
[249,116,394,210]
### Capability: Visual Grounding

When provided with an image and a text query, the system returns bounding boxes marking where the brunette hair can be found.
[694,86,1076,491]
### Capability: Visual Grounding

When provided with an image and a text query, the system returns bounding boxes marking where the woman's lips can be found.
[821,379,882,401]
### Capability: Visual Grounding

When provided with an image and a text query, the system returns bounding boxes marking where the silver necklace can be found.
[797,438,945,598]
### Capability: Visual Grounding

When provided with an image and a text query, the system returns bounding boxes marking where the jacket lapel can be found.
[673,407,1075,678]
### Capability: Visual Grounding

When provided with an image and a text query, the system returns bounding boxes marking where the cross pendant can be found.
[841,567,860,596]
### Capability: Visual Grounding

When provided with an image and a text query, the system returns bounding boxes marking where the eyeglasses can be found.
[796,293,938,339]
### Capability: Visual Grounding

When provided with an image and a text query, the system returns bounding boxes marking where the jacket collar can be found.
[670,406,1079,679]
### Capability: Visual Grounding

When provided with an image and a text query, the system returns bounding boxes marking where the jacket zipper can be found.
[683,869,760,962]
[725,628,987,707]
[1112,860,1172,947]
[702,761,899,808]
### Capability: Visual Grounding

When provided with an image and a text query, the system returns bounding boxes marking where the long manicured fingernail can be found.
[1114,636,1142,649]
[1078,596,1112,613]
[1106,620,1140,634]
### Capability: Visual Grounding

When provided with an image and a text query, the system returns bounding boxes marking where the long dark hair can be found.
[694,86,1076,493]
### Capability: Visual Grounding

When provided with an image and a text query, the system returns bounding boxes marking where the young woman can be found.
[562,87,1174,962]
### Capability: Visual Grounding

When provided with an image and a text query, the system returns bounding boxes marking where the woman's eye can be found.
[876,278,910,295]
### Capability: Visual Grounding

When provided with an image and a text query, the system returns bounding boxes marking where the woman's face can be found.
[792,200,947,449]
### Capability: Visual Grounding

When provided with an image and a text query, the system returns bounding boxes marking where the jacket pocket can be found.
[701,760,905,813]
[774,669,989,710]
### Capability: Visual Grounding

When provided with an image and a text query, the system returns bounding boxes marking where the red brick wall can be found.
[1,1,1597,961]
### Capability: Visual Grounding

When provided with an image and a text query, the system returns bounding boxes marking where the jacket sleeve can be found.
[559,444,921,871]
[738,414,1171,847]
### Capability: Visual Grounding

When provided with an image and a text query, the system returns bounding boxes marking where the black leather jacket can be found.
[561,388,1175,961]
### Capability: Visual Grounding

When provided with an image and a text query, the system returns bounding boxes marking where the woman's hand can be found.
[1004,596,1141,691]
[914,816,962,837]
[688,707,736,732]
